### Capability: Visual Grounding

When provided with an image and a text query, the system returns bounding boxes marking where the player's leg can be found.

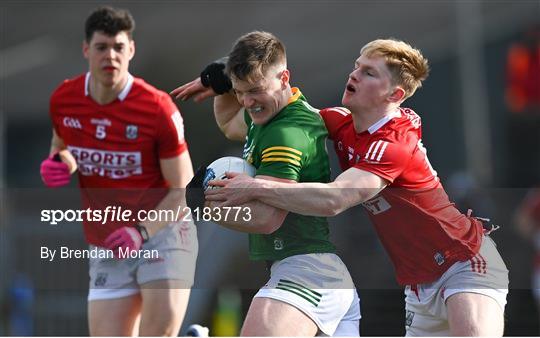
[443,236,508,336]
[136,222,198,336]
[446,292,504,336]
[87,246,142,336]
[88,294,142,336]
[241,297,318,336]
[138,279,191,336]
[333,289,361,336]
[404,285,450,336]
[244,253,358,336]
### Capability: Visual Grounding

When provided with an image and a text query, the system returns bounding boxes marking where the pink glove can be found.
[103,226,143,258]
[40,153,71,187]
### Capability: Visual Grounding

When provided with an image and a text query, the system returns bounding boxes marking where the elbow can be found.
[223,130,239,141]
[223,131,244,142]
[323,199,346,217]
[219,124,244,141]
[257,210,286,234]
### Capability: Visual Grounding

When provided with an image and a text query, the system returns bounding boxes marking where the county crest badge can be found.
[126,125,138,139]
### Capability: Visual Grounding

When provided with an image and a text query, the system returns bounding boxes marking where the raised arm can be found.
[170,58,247,141]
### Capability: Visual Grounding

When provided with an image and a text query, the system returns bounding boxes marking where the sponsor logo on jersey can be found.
[274,238,284,250]
[125,125,138,140]
[67,146,142,179]
[90,118,112,126]
[434,252,445,266]
[362,195,391,215]
[63,117,82,129]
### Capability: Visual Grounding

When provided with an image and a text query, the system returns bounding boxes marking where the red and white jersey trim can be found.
[367,110,401,134]
[365,140,389,162]
[84,72,134,101]
[328,107,351,116]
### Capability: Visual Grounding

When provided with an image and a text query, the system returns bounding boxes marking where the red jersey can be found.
[321,106,484,285]
[50,73,188,246]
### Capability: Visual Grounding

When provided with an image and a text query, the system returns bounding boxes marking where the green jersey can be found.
[243,87,336,261]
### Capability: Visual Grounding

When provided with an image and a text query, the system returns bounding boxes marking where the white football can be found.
[203,156,256,190]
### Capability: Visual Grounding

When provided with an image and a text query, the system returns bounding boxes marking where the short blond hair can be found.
[361,39,430,99]
[227,31,286,83]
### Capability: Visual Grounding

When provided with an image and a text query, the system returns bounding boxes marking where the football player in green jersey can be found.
[172,31,360,336]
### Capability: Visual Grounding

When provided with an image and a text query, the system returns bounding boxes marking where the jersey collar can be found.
[287,87,302,104]
[84,72,134,102]
[368,109,402,134]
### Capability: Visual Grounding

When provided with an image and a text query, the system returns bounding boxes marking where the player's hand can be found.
[40,153,71,187]
[205,172,257,207]
[186,165,210,211]
[170,57,232,102]
[103,226,143,258]
[170,77,217,103]
[199,57,232,94]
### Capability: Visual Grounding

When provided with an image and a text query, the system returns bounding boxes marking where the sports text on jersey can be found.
[67,145,141,179]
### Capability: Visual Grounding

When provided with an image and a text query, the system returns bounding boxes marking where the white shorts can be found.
[88,221,198,301]
[404,235,508,336]
[254,253,361,336]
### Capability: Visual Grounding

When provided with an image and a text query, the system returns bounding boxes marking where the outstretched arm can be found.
[207,167,388,217]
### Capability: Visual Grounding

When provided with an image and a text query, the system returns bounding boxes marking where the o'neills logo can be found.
[67,146,142,179]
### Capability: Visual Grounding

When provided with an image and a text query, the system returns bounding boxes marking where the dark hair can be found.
[226,31,286,83]
[85,6,135,42]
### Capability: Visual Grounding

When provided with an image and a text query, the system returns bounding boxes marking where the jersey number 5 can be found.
[95,125,106,140]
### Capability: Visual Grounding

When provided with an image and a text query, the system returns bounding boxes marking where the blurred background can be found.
[1,0,540,335]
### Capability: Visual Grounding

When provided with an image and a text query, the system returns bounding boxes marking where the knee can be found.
[450,319,503,337]
[140,305,182,336]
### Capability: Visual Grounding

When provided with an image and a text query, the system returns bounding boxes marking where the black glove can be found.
[186,165,214,212]
[200,57,232,94]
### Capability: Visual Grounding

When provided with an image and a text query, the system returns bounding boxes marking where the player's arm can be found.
[40,129,73,187]
[213,94,247,141]
[49,128,66,154]
[141,151,194,238]
[170,58,247,141]
[258,168,388,216]
[208,167,388,217]
[207,174,290,234]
